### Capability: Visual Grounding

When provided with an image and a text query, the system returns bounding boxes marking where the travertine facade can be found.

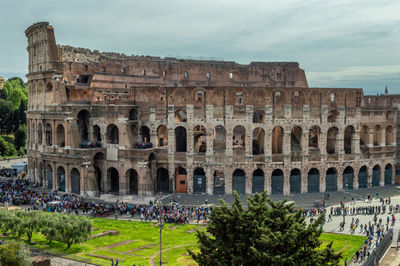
[25,22,398,197]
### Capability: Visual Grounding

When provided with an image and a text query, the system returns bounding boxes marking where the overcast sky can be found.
[1,0,399,94]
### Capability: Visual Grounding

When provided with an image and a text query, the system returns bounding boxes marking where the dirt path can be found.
[149,244,195,266]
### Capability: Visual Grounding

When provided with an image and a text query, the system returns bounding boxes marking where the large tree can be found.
[188,192,341,266]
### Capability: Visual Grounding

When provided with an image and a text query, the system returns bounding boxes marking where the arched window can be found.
[193,125,206,153]
[272,126,283,154]
[56,124,65,147]
[291,126,302,160]
[213,126,226,152]
[175,127,187,152]
[106,124,119,144]
[344,126,355,154]
[45,123,52,146]
[252,128,265,155]
[77,110,90,142]
[385,126,393,145]
[157,125,168,147]
[326,127,338,154]
[373,125,382,146]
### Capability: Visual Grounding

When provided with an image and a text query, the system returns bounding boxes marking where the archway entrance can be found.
[232,169,245,195]
[175,167,187,193]
[372,165,380,187]
[156,168,169,193]
[271,169,283,194]
[193,168,206,193]
[290,169,301,194]
[57,166,65,192]
[343,167,354,190]
[213,171,225,195]
[385,164,392,185]
[126,169,138,195]
[358,166,368,188]
[107,167,119,193]
[47,164,53,189]
[308,168,319,193]
[70,168,80,194]
[252,169,264,193]
[326,168,337,192]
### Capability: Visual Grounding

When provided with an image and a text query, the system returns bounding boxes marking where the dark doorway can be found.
[232,169,245,195]
[271,169,284,194]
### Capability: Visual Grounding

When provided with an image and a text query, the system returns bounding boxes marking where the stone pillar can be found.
[302,131,309,162]
[353,128,360,158]
[283,129,291,163]
[301,169,307,193]
[337,127,344,161]
[51,120,56,146]
[65,165,71,193]
[264,126,272,163]
[265,167,271,195]
[320,130,327,161]
[283,169,290,195]
[380,164,385,186]
[52,162,57,190]
[80,165,86,196]
[206,167,213,195]
[337,168,343,191]
[187,167,193,194]
[320,169,326,193]
[367,166,373,187]
[368,128,374,147]
[353,169,359,190]
[225,167,233,195]
[246,170,252,195]
[381,131,386,147]
[168,164,175,193]
[206,128,213,157]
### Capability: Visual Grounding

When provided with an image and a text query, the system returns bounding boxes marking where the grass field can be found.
[1,218,366,265]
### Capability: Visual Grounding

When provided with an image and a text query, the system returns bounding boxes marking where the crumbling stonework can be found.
[25,22,398,197]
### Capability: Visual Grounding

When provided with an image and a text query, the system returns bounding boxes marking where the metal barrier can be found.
[362,229,393,266]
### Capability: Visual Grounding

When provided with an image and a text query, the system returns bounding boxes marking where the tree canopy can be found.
[188,192,341,266]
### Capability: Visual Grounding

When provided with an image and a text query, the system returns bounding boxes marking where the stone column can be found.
[368,129,374,147]
[301,169,307,193]
[283,168,290,195]
[353,168,359,190]
[206,166,213,195]
[320,168,326,193]
[65,165,71,193]
[52,162,57,190]
[337,127,344,161]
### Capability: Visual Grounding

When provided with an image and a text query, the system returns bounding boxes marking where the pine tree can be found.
[188,191,341,266]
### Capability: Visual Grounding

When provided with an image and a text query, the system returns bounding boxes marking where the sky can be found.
[0,0,399,95]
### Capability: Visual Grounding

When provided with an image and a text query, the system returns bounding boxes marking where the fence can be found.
[362,229,393,266]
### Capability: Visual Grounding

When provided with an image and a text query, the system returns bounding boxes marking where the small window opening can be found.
[229,73,233,79]
[102,66,106,73]
[196,91,203,102]
[163,71,167,77]
[142,70,146,76]
[294,91,299,97]
[275,91,281,100]
[330,93,335,102]
[84,65,88,72]
[237,97,243,105]
[122,68,126,74]
[206,72,211,79]
[184,72,189,78]
[277,73,282,79]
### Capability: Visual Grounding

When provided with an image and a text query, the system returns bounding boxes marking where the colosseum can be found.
[25,22,399,198]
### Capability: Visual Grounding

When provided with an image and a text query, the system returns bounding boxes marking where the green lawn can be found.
[0,217,365,265]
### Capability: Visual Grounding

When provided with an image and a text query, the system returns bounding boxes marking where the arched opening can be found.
[157,125,168,147]
[130,125,138,147]
[37,123,43,145]
[291,126,302,161]
[308,168,320,193]
[126,169,138,195]
[213,170,225,195]
[175,127,187,152]
[45,123,52,146]
[343,167,354,190]
[373,125,382,146]
[106,124,119,144]
[156,167,169,193]
[358,166,368,188]
[174,109,187,123]
[326,168,337,192]
[193,126,207,153]
[213,126,226,153]
[129,108,138,121]
[385,126,393,145]
[309,126,320,149]
[327,109,339,123]
[107,167,119,193]
[271,169,283,194]
[77,110,90,142]
[140,126,150,144]
[253,110,264,123]
[93,125,101,142]
[175,167,187,193]
[70,168,81,194]
[360,125,369,146]
[193,168,206,193]
[233,126,246,153]
[57,166,65,192]
[372,165,381,187]
[93,152,105,193]
[326,127,338,154]
[46,164,53,189]
[252,128,265,155]
[290,169,301,194]
[94,166,102,193]
[344,126,355,154]
[272,126,283,154]
[385,164,392,185]
[252,169,264,193]
[232,169,246,195]
[56,124,65,147]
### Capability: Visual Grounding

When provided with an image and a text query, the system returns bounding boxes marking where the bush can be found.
[0,241,31,266]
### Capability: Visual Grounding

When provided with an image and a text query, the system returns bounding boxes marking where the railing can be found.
[362,229,393,266]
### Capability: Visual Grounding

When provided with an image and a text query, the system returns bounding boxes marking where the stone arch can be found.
[77,109,90,142]
[46,164,53,189]
[326,127,338,154]
[253,110,265,123]
[384,164,393,185]
[291,126,302,160]
[174,109,187,123]
[156,167,169,193]
[232,169,246,195]
[271,169,284,194]
[343,166,354,190]
[290,169,301,194]
[326,167,337,192]
[106,124,119,144]
[56,124,65,147]
[385,126,393,145]
[272,126,283,154]
[57,166,66,192]
[309,126,320,149]
[175,126,187,152]
[128,108,139,121]
[344,125,355,154]
[193,168,206,193]
[93,125,101,142]
[373,125,382,146]
[107,167,119,193]
[126,169,138,195]
[213,170,225,195]
[308,168,320,193]
[175,167,187,193]
[252,128,265,155]
[140,125,150,143]
[45,123,52,146]
[358,166,368,188]
[372,165,381,187]
[70,168,81,194]
[360,125,369,146]
[157,125,168,147]
[194,125,207,153]
[93,152,105,193]
[213,126,226,152]
[252,168,264,193]
[233,125,246,148]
